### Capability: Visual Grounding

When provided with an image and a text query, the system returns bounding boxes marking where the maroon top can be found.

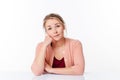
[52,57,65,68]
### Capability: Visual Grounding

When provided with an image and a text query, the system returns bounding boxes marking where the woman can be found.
[31,13,85,76]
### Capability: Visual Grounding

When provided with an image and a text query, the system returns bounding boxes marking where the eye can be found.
[47,27,52,30]
[56,25,60,27]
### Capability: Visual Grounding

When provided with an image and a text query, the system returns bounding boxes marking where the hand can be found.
[45,62,53,73]
[43,34,53,47]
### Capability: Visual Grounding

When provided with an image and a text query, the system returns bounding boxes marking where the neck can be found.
[52,37,65,48]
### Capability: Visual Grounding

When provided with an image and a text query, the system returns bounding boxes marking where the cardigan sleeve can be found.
[71,40,85,74]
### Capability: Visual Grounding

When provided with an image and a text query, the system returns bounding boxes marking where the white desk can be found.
[33,74,84,80]
[0,71,120,80]
[0,72,33,80]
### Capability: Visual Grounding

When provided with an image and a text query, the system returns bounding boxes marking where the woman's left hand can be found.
[45,62,53,73]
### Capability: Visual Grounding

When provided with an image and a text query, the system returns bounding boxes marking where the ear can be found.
[44,28,47,32]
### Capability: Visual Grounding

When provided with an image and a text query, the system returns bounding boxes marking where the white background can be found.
[0,0,120,73]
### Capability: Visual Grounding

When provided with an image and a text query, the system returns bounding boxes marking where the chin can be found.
[53,37,63,41]
[53,38,60,41]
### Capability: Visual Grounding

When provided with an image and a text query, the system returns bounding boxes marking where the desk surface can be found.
[0,71,120,80]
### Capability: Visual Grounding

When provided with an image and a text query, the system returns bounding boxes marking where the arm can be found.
[31,36,52,76]
[31,43,47,76]
[45,41,85,75]
[45,65,84,75]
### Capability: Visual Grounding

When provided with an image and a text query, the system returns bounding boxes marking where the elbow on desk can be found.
[72,66,84,75]
[31,65,44,76]
[77,71,84,75]
[76,67,84,75]
[73,70,84,75]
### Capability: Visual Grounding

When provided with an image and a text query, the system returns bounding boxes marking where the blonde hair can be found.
[43,13,65,28]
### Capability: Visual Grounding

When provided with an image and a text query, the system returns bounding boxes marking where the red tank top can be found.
[52,57,65,68]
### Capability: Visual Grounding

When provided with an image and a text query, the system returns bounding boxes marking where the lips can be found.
[53,34,60,37]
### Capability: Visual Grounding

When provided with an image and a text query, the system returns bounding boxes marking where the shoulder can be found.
[65,38,82,46]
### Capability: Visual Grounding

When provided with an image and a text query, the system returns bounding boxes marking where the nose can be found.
[52,28,58,34]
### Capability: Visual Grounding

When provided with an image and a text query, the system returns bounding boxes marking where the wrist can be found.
[42,43,48,48]
[43,42,50,47]
[49,67,54,73]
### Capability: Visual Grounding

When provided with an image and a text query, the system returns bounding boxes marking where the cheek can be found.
[59,28,64,33]
[46,30,52,36]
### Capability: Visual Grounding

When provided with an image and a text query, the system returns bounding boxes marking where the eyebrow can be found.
[55,23,61,25]
[46,23,61,27]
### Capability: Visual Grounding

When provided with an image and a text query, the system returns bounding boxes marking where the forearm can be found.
[48,66,84,75]
[35,45,47,66]
[31,45,47,75]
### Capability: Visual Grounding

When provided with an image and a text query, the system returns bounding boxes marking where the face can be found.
[45,18,65,41]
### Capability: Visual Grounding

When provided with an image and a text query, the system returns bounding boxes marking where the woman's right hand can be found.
[43,34,53,47]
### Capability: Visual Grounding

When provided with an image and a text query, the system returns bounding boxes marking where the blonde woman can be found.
[31,13,85,76]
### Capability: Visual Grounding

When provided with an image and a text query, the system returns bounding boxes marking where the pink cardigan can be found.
[37,38,84,70]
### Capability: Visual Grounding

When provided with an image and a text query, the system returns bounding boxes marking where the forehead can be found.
[45,18,61,27]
